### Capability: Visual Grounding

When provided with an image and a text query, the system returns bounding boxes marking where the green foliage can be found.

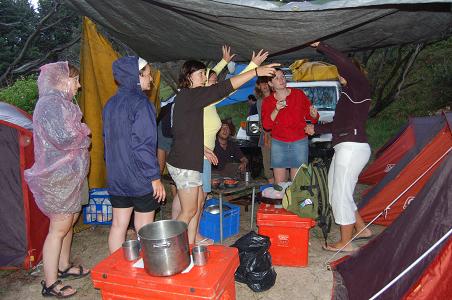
[217,102,248,130]
[0,0,81,84]
[365,37,452,151]
[159,84,174,101]
[0,0,38,74]
[366,115,405,151]
[36,0,81,58]
[0,76,38,113]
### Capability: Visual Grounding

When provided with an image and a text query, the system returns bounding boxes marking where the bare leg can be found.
[188,188,206,244]
[57,212,89,276]
[261,146,274,182]
[192,191,212,243]
[171,185,177,198]
[171,193,181,220]
[108,207,133,254]
[134,211,156,234]
[273,168,287,184]
[176,187,199,244]
[354,211,372,238]
[330,223,355,251]
[58,213,78,270]
[42,216,76,296]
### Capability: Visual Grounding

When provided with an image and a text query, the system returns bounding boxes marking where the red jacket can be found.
[262,88,318,142]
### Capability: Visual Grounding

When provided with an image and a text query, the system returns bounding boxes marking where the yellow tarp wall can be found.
[80,17,160,188]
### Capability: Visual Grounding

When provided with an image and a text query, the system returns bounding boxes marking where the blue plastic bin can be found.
[259,184,273,192]
[83,188,112,225]
[199,198,240,242]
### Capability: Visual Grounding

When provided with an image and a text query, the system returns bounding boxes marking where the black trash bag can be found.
[231,231,277,292]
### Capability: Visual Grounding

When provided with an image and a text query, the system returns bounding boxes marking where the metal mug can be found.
[122,239,141,261]
[192,245,209,266]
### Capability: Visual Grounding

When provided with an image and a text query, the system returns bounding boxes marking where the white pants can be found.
[328,142,371,225]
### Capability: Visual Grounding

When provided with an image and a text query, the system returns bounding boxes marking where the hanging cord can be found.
[325,147,452,267]
[341,91,371,104]
[369,228,452,300]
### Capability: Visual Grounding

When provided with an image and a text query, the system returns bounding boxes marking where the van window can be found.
[296,86,338,111]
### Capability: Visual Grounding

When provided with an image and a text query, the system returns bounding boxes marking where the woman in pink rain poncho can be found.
[25,62,91,298]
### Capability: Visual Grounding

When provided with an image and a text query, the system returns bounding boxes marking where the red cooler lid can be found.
[257,203,316,228]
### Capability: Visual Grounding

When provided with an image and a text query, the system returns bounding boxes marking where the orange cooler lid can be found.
[91,245,239,299]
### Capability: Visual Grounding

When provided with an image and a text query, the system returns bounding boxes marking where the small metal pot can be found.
[138,220,190,276]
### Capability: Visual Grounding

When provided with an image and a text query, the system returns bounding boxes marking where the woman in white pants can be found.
[306,42,373,252]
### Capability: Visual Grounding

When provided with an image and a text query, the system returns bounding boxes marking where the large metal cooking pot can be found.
[138,220,190,276]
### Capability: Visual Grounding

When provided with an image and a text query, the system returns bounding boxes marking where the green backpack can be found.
[282,158,332,246]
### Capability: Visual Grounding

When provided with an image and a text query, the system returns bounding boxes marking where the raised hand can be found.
[256,63,281,77]
[251,49,269,66]
[222,45,236,63]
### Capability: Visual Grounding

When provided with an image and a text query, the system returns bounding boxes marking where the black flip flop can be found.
[354,234,373,241]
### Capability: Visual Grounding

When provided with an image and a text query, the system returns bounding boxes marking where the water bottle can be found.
[245,171,250,183]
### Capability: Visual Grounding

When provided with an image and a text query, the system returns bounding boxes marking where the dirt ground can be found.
[0,185,382,300]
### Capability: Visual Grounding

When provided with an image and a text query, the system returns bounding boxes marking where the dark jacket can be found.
[102,56,159,196]
[315,43,371,147]
[168,80,233,172]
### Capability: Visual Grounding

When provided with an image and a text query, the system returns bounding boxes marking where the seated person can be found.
[213,120,248,176]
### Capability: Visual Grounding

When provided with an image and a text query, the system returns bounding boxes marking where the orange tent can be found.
[358,113,452,226]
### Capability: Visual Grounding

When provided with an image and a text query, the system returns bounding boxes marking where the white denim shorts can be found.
[166,163,202,190]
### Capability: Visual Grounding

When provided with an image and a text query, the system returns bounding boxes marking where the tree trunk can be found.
[368,43,425,118]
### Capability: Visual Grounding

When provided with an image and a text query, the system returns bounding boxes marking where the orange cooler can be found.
[91,245,239,299]
[257,203,315,267]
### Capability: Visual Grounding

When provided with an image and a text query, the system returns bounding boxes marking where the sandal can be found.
[58,263,90,279]
[41,280,77,298]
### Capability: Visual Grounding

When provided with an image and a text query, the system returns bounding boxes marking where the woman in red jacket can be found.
[262,69,319,184]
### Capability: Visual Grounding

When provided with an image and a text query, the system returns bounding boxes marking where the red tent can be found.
[332,152,452,300]
[358,113,452,226]
[358,123,415,185]
[0,102,49,270]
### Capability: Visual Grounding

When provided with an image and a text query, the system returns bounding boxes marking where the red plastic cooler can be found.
[257,203,316,267]
[91,245,239,299]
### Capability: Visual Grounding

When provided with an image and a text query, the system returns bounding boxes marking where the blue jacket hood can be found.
[112,56,141,91]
